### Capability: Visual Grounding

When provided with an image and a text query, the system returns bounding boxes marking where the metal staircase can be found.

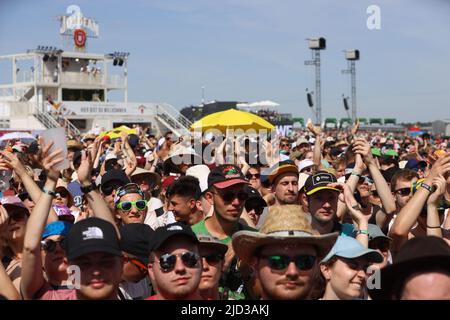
[33,105,81,137]
[154,103,192,137]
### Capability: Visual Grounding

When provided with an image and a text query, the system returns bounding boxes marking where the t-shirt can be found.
[191,218,256,244]
[67,181,83,208]
[34,282,77,300]
[119,278,152,300]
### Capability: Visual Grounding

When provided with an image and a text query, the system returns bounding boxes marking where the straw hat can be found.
[232,205,338,263]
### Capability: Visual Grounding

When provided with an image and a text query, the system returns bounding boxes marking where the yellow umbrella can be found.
[100,125,137,139]
[190,109,275,132]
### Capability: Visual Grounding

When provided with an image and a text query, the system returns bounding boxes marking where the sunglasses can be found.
[259,254,316,271]
[124,256,148,272]
[368,239,390,252]
[281,144,290,148]
[41,238,66,253]
[101,182,122,196]
[202,253,224,265]
[214,190,248,203]
[116,200,147,212]
[157,251,200,272]
[245,173,261,179]
[55,190,70,198]
[244,204,264,216]
[358,176,373,184]
[395,188,411,197]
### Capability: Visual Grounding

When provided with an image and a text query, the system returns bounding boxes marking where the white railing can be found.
[155,103,192,136]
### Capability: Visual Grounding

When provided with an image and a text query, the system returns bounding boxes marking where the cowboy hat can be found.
[130,167,161,189]
[368,236,450,300]
[163,146,202,174]
[232,205,338,263]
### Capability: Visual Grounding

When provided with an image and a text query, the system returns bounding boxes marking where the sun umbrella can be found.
[190,108,275,132]
[100,125,137,140]
[0,132,37,144]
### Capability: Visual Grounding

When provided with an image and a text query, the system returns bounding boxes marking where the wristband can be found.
[419,183,434,193]
[42,187,56,197]
[426,225,441,229]
[356,229,369,235]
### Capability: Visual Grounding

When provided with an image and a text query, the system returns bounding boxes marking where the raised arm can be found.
[0,206,20,300]
[390,154,450,252]
[307,121,322,169]
[426,175,446,238]
[21,142,64,300]
[77,139,119,235]
[353,138,396,228]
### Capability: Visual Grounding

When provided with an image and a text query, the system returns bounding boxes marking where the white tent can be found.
[249,100,280,108]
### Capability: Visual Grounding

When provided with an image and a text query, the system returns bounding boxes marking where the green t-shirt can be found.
[191,217,257,300]
[191,218,256,244]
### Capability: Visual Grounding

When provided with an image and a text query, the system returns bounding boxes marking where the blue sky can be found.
[1,0,449,123]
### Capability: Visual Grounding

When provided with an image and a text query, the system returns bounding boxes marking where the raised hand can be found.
[427,174,447,205]
[353,138,375,167]
[307,121,321,137]
[41,141,64,182]
[0,151,27,177]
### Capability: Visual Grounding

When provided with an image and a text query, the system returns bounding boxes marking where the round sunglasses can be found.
[116,200,147,212]
[157,251,200,272]
[259,254,316,271]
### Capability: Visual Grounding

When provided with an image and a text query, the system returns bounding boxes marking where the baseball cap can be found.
[321,236,383,264]
[0,196,29,215]
[186,165,210,193]
[197,234,228,256]
[42,221,73,240]
[266,160,298,184]
[149,222,199,252]
[298,159,314,172]
[303,171,340,196]
[161,175,178,190]
[65,217,122,261]
[120,223,155,264]
[243,185,267,209]
[207,164,248,189]
[368,224,392,242]
[114,183,145,205]
[101,169,130,187]
[405,159,427,172]
[371,148,382,157]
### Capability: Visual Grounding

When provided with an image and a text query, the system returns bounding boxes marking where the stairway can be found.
[33,106,81,138]
[154,103,192,137]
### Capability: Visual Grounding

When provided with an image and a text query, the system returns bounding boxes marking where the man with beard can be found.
[146,222,203,300]
[232,205,338,300]
[267,160,299,206]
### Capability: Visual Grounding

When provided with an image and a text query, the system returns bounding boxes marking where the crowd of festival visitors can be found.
[0,121,449,300]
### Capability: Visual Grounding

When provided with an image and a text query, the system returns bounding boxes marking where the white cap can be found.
[298,159,314,172]
[398,160,408,169]
[298,172,310,191]
[185,165,210,193]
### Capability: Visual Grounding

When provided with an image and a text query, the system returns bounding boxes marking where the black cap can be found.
[304,171,339,196]
[149,222,199,253]
[207,164,248,189]
[243,185,267,212]
[120,223,155,264]
[128,134,139,149]
[101,169,130,187]
[65,217,121,261]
